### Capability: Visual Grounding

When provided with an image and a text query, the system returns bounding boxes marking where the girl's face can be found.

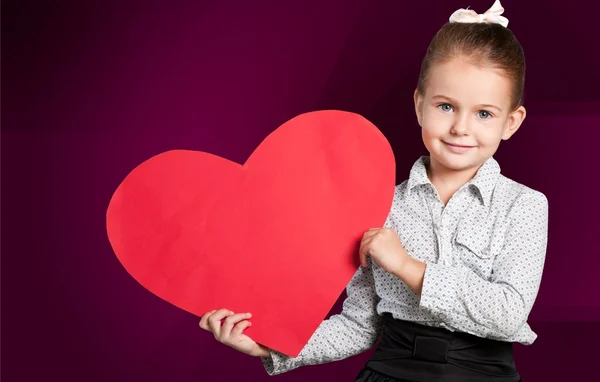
[414,57,526,174]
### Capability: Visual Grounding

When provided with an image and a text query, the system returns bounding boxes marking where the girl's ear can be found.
[502,105,526,140]
[414,89,424,127]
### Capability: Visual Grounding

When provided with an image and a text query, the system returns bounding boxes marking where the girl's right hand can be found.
[199,308,270,358]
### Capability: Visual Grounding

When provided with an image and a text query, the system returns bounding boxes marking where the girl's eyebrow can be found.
[431,94,503,112]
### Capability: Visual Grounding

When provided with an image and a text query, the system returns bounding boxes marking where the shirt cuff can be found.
[419,262,464,319]
[260,349,293,376]
[261,354,275,375]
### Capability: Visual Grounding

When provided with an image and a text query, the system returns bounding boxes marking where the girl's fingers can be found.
[220,313,252,340]
[199,310,217,331]
[359,237,373,267]
[231,320,252,338]
[363,229,380,240]
[208,309,234,338]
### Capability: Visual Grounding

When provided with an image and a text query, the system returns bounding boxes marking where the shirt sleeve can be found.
[419,191,549,340]
[261,261,383,375]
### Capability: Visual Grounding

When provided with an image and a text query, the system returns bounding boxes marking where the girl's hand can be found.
[199,309,270,358]
[359,228,409,275]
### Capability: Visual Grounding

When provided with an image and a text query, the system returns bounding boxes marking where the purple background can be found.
[2,0,599,380]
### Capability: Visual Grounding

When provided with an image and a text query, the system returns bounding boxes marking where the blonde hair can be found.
[417,22,526,110]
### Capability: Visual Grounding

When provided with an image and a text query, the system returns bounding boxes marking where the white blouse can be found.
[262,155,549,376]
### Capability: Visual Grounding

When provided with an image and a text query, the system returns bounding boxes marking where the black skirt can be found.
[355,313,521,382]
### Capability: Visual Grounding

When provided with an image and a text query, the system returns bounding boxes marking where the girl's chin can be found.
[430,152,477,171]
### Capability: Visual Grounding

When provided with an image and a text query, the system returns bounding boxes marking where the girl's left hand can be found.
[359,228,409,275]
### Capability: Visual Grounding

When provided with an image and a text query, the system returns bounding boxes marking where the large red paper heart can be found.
[106,110,395,357]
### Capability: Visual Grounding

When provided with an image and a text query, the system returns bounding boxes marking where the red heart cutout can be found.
[106,110,395,357]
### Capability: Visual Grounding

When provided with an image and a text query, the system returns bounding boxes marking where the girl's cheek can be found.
[424,113,451,134]
[478,121,506,144]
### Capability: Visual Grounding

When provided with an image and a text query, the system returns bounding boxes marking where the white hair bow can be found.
[449,0,509,28]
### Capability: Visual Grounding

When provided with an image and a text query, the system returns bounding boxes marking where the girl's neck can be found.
[426,156,480,205]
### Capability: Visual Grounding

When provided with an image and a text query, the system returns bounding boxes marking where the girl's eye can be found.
[477,110,493,119]
[438,103,453,112]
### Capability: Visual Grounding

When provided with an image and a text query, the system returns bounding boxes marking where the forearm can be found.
[262,263,383,375]
[390,255,426,296]
[389,250,529,339]
[262,311,381,375]
[418,263,530,338]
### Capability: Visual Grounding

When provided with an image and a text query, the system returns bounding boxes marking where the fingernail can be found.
[247,313,252,317]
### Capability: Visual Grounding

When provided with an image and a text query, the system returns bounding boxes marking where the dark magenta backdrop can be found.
[2,0,599,381]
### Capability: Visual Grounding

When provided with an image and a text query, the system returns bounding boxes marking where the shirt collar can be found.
[406,155,501,206]
[406,156,431,192]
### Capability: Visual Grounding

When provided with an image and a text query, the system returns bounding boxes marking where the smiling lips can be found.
[443,141,477,153]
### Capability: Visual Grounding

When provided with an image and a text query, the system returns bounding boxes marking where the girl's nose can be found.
[450,115,470,135]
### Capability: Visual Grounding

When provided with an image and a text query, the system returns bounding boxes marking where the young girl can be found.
[199,1,548,381]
